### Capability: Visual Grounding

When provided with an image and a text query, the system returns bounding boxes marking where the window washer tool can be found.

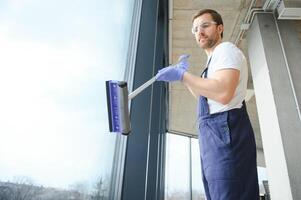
[105,54,189,135]
[106,77,156,135]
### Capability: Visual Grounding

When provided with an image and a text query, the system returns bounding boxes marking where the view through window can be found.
[165,134,206,200]
[0,0,135,199]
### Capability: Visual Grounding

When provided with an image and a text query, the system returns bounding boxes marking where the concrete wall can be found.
[247,13,301,200]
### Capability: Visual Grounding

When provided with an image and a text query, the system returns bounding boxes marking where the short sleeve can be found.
[210,42,244,73]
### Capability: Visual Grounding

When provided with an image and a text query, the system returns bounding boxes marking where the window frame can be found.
[109,0,169,199]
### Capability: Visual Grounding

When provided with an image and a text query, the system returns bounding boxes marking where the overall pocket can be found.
[205,112,231,147]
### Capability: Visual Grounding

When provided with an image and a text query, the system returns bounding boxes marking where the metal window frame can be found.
[108,0,143,199]
[118,0,169,199]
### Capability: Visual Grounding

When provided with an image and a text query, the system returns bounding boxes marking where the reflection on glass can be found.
[165,134,190,200]
[0,0,134,199]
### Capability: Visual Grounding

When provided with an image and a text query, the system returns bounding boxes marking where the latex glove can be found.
[156,54,190,82]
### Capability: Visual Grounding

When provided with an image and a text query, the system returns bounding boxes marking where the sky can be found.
[0,0,134,191]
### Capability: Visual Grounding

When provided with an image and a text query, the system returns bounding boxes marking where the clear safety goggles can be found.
[191,21,217,34]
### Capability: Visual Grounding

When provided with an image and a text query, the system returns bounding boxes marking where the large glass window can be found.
[165,134,191,199]
[191,138,206,200]
[0,0,135,199]
[165,133,206,200]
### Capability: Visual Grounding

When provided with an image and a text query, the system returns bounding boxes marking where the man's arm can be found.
[182,68,240,105]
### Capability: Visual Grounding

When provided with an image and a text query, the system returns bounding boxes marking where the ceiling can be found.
[168,0,266,149]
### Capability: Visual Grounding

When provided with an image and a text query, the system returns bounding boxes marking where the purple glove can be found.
[156,54,190,82]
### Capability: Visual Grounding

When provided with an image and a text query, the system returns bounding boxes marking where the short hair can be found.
[192,9,224,38]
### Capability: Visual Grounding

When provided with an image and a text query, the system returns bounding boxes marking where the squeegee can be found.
[106,54,189,135]
[106,77,156,135]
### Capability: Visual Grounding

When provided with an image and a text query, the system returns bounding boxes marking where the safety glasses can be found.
[191,21,217,34]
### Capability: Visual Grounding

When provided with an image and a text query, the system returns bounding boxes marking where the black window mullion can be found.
[121,0,168,199]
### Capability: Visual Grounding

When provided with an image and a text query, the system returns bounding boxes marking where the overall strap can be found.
[200,56,212,78]
[199,56,212,116]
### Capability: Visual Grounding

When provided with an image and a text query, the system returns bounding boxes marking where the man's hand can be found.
[156,54,190,82]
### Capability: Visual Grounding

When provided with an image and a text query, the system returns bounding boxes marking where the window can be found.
[165,133,206,200]
[165,134,191,199]
[191,138,206,200]
[0,0,135,199]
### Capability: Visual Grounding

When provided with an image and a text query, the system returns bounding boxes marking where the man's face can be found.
[192,13,223,50]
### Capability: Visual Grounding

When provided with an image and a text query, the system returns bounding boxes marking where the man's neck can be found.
[205,40,222,57]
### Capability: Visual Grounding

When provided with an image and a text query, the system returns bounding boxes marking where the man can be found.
[156,9,259,200]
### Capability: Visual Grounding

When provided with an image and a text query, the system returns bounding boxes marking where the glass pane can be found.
[191,138,206,200]
[0,0,134,199]
[165,134,190,200]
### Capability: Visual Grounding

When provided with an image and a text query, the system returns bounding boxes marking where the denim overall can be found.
[198,66,259,200]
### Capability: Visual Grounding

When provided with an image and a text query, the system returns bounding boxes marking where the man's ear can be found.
[218,24,224,36]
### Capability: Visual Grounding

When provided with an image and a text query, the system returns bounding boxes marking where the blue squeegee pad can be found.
[107,80,122,132]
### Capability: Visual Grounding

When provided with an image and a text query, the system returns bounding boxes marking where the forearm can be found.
[182,72,234,104]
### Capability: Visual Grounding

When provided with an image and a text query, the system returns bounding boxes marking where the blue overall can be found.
[198,67,259,200]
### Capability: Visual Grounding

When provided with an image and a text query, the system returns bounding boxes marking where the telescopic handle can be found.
[128,77,156,100]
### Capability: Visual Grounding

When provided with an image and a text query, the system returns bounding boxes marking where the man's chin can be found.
[199,40,217,49]
[198,42,209,49]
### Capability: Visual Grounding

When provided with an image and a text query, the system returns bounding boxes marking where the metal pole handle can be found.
[128,77,156,100]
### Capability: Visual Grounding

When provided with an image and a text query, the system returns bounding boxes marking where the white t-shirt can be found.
[205,42,248,114]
